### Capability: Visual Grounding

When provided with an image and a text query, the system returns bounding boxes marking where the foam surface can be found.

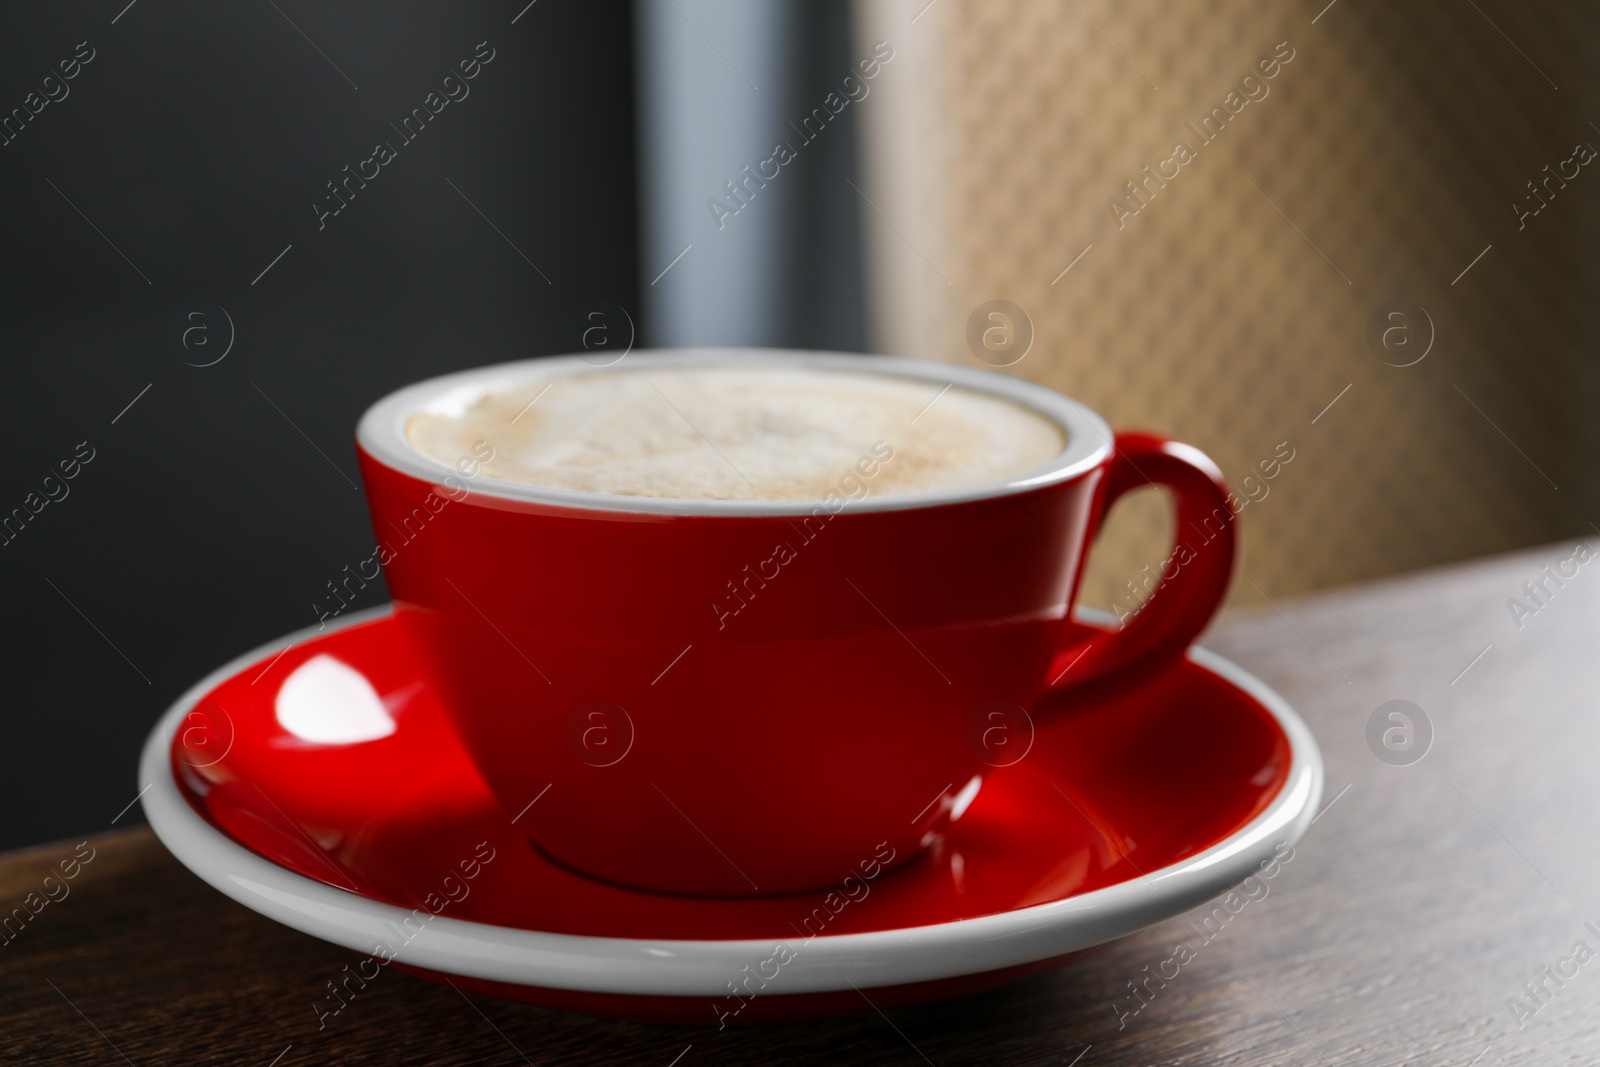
[405,364,1066,501]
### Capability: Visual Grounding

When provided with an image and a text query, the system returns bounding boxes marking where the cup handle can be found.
[1036,431,1237,713]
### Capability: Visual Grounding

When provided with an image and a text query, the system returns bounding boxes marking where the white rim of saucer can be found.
[139,607,1323,999]
[354,348,1114,517]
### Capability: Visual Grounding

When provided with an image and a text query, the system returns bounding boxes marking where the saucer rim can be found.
[139,606,1323,998]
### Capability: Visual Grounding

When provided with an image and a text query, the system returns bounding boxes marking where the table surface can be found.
[6,541,1597,1066]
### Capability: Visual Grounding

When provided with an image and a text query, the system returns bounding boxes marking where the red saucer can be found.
[151,608,1313,1025]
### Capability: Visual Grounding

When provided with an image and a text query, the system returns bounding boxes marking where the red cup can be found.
[356,350,1236,897]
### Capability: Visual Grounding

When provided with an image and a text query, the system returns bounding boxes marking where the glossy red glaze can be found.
[353,428,1235,897]
[1044,433,1237,705]
[171,611,1289,1023]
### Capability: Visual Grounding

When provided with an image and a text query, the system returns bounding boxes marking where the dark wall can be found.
[774,0,866,353]
[0,1,639,850]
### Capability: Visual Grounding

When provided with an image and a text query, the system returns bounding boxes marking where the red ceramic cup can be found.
[355,350,1236,897]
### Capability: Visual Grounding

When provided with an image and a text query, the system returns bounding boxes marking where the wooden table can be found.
[5,542,1596,1065]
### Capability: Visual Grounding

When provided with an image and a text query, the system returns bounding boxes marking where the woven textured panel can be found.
[857,0,1600,613]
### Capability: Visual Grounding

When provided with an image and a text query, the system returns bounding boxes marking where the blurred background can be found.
[1,0,1596,851]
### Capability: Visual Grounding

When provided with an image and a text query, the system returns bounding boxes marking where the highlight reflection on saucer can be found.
[274,654,396,744]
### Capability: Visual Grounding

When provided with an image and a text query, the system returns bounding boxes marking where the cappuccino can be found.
[405,364,1065,501]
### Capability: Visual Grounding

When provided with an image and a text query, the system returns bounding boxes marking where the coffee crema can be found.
[404,364,1066,501]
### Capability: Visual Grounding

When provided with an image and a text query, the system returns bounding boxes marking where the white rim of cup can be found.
[139,606,1322,999]
[355,348,1114,516]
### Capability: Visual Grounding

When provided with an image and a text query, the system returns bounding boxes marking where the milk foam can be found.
[404,364,1066,501]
